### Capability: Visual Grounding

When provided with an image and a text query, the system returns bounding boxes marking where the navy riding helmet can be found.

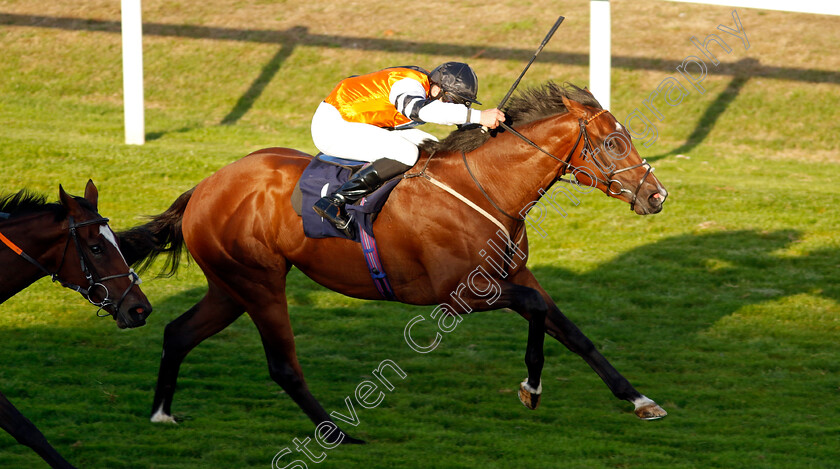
[429,62,482,106]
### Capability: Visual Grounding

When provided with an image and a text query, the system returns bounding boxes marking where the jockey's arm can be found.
[389,77,503,128]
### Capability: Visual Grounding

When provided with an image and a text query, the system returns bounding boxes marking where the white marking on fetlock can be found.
[521,379,542,394]
[632,395,656,409]
[151,404,177,424]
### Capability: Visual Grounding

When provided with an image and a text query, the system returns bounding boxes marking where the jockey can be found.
[311,62,505,234]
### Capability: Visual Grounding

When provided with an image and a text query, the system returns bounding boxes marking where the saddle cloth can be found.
[296,154,401,242]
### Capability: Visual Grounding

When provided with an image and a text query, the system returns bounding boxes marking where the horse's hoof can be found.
[634,398,667,420]
[150,410,177,424]
[518,380,542,410]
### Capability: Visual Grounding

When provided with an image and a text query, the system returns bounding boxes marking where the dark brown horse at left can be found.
[0,180,152,469]
[120,83,668,445]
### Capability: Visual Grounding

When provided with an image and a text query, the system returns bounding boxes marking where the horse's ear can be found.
[84,179,99,209]
[58,184,82,214]
[561,94,588,118]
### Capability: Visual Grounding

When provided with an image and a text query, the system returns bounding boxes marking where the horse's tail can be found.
[117,187,194,277]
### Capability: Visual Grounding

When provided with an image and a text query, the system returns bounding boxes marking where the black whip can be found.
[496,15,565,110]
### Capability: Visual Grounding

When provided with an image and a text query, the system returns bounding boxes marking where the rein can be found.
[0,216,140,317]
[462,116,588,222]
[464,110,657,218]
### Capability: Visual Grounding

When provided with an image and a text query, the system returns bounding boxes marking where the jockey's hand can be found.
[480,108,506,129]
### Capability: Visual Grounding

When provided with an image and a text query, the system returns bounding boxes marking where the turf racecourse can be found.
[1,1,838,468]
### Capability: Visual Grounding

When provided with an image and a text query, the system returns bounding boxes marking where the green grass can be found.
[1,1,839,468]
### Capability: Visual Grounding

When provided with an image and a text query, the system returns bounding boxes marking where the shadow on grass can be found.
[145,126,194,142]
[2,229,837,467]
[2,14,836,85]
[142,229,838,343]
[528,229,839,343]
[146,286,208,318]
[3,13,839,146]
[219,27,308,126]
[5,229,837,398]
[647,58,755,162]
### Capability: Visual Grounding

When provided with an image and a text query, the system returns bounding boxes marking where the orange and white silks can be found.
[325,67,430,128]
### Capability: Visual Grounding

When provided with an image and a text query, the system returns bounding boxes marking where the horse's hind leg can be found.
[0,391,75,468]
[150,282,244,423]
[247,293,365,445]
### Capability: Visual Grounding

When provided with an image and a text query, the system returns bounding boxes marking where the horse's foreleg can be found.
[512,269,666,420]
[544,305,667,419]
[150,283,244,423]
[490,275,552,410]
[0,391,76,469]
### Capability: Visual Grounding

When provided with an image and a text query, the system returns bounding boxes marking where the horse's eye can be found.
[90,245,104,255]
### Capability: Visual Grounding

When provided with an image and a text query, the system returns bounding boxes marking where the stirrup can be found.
[313,197,354,237]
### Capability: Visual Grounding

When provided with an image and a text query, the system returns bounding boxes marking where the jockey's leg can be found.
[311,103,420,234]
[313,158,411,234]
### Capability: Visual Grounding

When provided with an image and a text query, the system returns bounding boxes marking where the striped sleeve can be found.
[389,77,482,126]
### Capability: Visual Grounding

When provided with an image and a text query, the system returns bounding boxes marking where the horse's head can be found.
[559,95,668,215]
[57,180,152,328]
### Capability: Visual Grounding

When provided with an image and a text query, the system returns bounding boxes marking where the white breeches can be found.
[310,101,438,166]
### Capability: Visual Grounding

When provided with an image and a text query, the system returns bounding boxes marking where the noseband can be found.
[0,216,140,317]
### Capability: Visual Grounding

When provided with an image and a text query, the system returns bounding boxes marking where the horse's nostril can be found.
[130,305,151,318]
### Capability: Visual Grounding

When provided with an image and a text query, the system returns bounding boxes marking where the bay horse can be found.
[0,180,152,468]
[119,83,668,444]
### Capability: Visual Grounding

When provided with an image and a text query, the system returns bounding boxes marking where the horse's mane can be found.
[419,81,602,155]
[0,189,91,221]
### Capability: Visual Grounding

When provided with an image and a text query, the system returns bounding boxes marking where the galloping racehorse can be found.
[0,180,152,469]
[119,83,668,444]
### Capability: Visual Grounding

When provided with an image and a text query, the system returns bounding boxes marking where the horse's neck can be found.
[462,114,580,219]
[0,214,66,297]
[0,247,46,303]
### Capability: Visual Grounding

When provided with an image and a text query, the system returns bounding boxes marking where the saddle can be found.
[292,154,402,242]
[292,154,402,300]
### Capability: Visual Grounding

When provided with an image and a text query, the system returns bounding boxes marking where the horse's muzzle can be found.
[115,303,152,329]
[634,187,668,215]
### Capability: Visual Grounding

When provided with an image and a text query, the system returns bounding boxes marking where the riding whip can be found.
[497,15,565,110]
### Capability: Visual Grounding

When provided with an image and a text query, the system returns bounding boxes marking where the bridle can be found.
[0,215,141,317]
[462,109,663,221]
[568,111,658,208]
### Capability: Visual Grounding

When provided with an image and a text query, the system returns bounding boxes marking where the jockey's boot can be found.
[313,158,412,236]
